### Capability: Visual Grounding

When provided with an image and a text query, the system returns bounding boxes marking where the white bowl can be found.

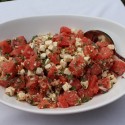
[0,15,125,115]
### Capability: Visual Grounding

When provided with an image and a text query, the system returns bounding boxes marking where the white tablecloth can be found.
[0,0,125,125]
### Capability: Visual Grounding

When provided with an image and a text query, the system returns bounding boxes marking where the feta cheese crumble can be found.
[5,87,15,96]
[64,68,71,75]
[62,82,72,91]
[17,91,26,101]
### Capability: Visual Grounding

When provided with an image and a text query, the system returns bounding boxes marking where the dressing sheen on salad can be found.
[0,26,125,109]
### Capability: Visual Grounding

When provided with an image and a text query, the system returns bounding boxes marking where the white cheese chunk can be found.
[75,41,82,47]
[29,43,34,49]
[75,38,82,47]
[74,52,78,56]
[36,67,43,75]
[33,36,42,44]
[71,28,78,34]
[102,70,108,77]
[21,62,24,66]
[19,69,25,75]
[46,49,51,55]
[61,49,65,54]
[63,54,73,62]
[41,35,49,41]
[107,44,115,50]
[62,82,72,91]
[98,35,106,42]
[76,38,81,42]
[60,59,67,68]
[48,44,55,51]
[17,91,26,101]
[0,56,7,63]
[60,54,64,58]
[56,65,62,70]
[53,42,58,47]
[77,47,83,52]
[40,53,46,59]
[45,63,51,70]
[108,74,117,84]
[40,44,46,52]
[27,70,34,76]
[45,40,52,47]
[84,56,90,62]
[72,56,75,60]
[81,81,89,89]
[45,59,50,64]
[5,87,15,96]
[64,68,71,75]
[49,93,56,101]
[77,52,84,57]
[25,93,32,103]
[99,86,107,92]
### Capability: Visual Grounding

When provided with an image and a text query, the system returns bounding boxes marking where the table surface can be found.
[0,0,125,125]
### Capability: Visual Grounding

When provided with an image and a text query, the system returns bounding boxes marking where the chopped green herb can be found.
[77,99,82,104]
[5,53,10,58]
[48,36,52,40]
[82,96,92,103]
[67,75,73,80]
[80,77,87,82]
[101,90,108,94]
[6,74,11,79]
[70,86,76,90]
[31,35,37,41]
[29,100,34,105]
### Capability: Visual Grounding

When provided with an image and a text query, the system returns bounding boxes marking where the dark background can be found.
[122,0,125,4]
[0,0,12,2]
